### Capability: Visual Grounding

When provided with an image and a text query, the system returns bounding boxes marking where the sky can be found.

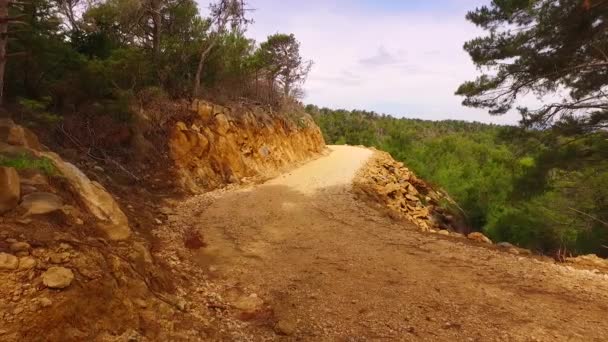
[199,0,523,125]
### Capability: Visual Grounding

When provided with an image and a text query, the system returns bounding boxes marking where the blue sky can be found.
[199,0,523,124]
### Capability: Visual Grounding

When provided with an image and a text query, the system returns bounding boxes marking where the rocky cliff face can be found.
[169,100,326,192]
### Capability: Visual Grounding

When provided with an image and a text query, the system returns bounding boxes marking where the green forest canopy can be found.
[308,105,608,257]
[1,0,311,113]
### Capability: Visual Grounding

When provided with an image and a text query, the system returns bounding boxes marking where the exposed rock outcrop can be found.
[354,150,461,233]
[40,151,131,240]
[0,119,131,240]
[169,100,326,192]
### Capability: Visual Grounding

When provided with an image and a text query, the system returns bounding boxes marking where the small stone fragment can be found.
[467,232,492,244]
[233,295,264,313]
[508,247,520,255]
[38,297,53,308]
[18,256,37,270]
[16,218,32,225]
[133,298,148,308]
[41,267,74,289]
[275,319,297,336]
[10,242,31,253]
[49,252,71,264]
[58,243,73,251]
[20,192,64,215]
[0,252,19,270]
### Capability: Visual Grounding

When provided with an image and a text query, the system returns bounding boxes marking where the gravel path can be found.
[176,145,608,341]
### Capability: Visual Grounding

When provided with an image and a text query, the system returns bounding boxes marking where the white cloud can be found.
[359,47,404,67]
[198,0,522,125]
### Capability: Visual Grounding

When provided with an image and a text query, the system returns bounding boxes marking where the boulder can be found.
[40,152,131,240]
[0,253,19,270]
[42,267,74,289]
[275,319,297,336]
[18,256,37,270]
[233,294,264,313]
[467,232,493,244]
[20,192,64,215]
[0,167,20,213]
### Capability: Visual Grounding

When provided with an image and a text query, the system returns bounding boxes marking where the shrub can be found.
[0,154,56,175]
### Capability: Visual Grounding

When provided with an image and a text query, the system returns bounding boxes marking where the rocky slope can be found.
[353,150,540,253]
[353,150,462,233]
[0,101,327,341]
[170,100,326,192]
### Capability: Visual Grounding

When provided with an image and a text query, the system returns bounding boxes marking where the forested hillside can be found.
[0,0,311,146]
[308,106,608,257]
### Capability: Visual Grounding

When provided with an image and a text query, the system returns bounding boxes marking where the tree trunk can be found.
[150,0,162,59]
[0,0,9,106]
[192,40,217,98]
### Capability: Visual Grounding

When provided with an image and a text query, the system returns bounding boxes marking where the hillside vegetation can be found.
[0,0,312,166]
[308,106,608,257]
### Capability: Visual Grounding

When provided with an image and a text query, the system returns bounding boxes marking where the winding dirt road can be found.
[177,145,608,341]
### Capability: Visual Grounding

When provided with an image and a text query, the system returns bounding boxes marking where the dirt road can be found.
[176,145,608,341]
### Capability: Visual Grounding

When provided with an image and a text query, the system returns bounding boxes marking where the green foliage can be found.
[309,106,608,256]
[18,97,62,125]
[458,0,608,129]
[256,33,312,97]
[0,154,56,175]
[4,0,310,116]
